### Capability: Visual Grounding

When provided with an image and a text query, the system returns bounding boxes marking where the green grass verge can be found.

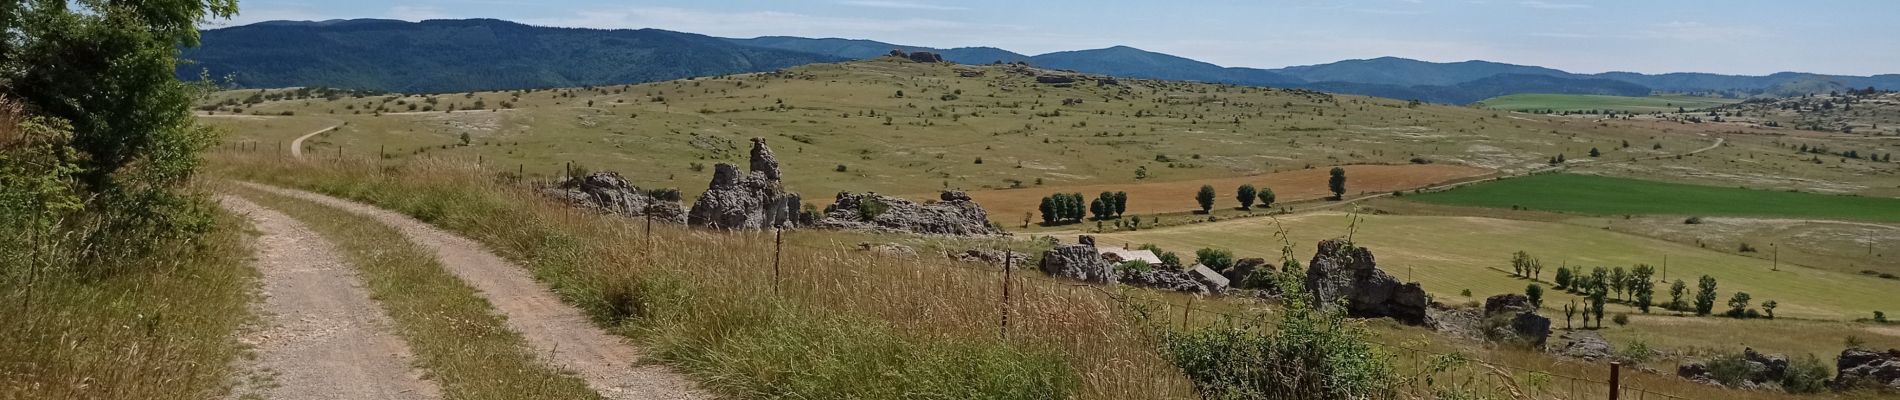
[0,200,255,399]
[1408,173,1900,222]
[1477,94,1740,113]
[231,185,602,399]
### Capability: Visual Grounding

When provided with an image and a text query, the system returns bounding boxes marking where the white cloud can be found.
[1518,1,1589,9]
[836,1,968,11]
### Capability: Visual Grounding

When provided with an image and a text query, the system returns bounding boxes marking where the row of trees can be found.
[1552,264,1658,312]
[1039,191,1128,225]
[1194,184,1280,213]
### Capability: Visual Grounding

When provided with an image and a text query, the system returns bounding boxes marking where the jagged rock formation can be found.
[1040,242,1117,284]
[887,49,944,63]
[542,171,686,223]
[687,138,801,230]
[1303,239,1430,325]
[1832,348,1900,391]
[814,191,1002,236]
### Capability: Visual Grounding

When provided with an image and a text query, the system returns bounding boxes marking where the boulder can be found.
[857,242,917,258]
[1506,312,1553,347]
[542,171,687,223]
[1831,348,1900,391]
[1120,268,1209,293]
[814,191,1002,236]
[1223,258,1269,288]
[1036,75,1076,84]
[1484,293,1535,316]
[1550,330,1613,361]
[1040,243,1117,284]
[947,249,1029,267]
[1678,361,1714,383]
[687,138,802,230]
[1302,239,1429,325]
[1188,264,1230,294]
[1745,347,1790,383]
[907,51,945,63]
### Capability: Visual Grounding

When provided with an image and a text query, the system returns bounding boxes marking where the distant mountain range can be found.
[181,18,1900,103]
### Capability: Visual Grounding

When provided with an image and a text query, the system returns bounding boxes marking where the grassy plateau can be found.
[1410,173,1900,222]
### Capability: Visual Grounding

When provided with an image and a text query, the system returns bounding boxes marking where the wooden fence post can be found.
[1609,362,1622,400]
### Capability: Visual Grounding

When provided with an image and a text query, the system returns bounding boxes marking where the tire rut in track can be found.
[237,182,710,400]
[219,195,442,400]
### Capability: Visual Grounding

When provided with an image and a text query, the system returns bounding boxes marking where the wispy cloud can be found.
[836,0,968,11]
[1518,1,1589,9]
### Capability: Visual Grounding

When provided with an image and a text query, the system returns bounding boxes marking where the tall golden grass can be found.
[208,149,1869,400]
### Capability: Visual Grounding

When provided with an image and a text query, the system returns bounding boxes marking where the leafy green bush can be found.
[1162,266,1393,399]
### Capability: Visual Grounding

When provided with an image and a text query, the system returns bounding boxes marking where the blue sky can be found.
[213,0,1900,76]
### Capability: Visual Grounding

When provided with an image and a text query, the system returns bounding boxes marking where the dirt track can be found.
[238,182,709,400]
[219,195,442,400]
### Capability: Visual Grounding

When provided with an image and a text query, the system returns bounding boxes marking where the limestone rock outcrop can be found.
[1832,348,1900,391]
[814,191,1002,236]
[543,171,686,223]
[687,138,801,230]
[1302,239,1429,325]
[1040,243,1117,284]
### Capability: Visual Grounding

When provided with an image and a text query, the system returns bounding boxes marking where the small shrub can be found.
[834,164,848,172]
[1618,340,1653,364]
[1706,353,1754,386]
[1782,355,1832,393]
[1684,216,1704,224]
[1611,313,1630,326]
[1460,289,1472,297]
[856,198,891,221]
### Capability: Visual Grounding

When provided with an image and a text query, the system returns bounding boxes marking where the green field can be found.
[1095,212,1900,321]
[1409,173,1900,222]
[1477,93,1740,113]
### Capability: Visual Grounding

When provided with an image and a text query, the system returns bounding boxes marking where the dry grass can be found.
[965,163,1491,225]
[211,151,1172,399]
[0,193,256,399]
[228,184,603,399]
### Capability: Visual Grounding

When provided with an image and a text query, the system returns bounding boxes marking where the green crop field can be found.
[1408,173,1900,222]
[1477,93,1740,113]
[1094,212,1900,321]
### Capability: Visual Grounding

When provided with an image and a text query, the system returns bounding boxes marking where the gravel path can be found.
[219,195,442,400]
[238,182,711,400]
[289,124,341,159]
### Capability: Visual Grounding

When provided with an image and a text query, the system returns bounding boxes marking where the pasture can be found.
[1408,173,1900,222]
[1093,211,1900,321]
[1477,94,1740,113]
[962,163,1490,224]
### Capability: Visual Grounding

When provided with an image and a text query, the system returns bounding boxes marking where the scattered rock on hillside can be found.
[1678,347,1793,389]
[1831,347,1900,391]
[1040,242,1117,284]
[1303,239,1430,325]
[814,191,1002,236]
[947,249,1028,267]
[1036,75,1076,84]
[907,51,944,63]
[543,171,687,223]
[687,138,801,230]
[1121,268,1209,293]
[857,242,917,258]
[1550,330,1613,361]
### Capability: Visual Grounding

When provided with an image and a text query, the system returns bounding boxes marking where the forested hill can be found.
[179,19,844,93]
